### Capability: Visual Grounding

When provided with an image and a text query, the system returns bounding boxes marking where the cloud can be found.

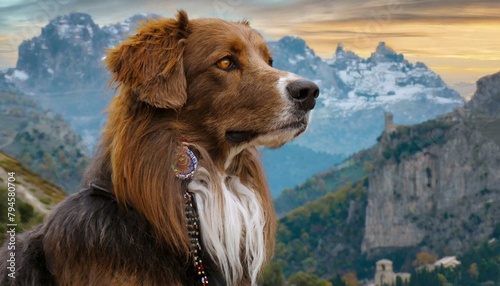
[1,0,498,34]
[0,0,36,11]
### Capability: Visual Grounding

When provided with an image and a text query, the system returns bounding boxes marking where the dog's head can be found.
[107,10,318,165]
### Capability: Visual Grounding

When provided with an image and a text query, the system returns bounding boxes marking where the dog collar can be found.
[88,183,116,202]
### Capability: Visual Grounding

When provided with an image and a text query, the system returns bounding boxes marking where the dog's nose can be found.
[286,79,320,111]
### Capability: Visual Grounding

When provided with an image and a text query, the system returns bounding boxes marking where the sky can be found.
[0,0,499,97]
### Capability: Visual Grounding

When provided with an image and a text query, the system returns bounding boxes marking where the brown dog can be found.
[0,11,318,286]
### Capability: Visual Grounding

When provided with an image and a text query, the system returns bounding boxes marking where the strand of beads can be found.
[184,191,208,286]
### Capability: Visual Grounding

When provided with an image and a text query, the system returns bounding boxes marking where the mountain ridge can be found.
[274,37,464,156]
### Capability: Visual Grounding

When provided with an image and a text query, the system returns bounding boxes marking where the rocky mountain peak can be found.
[45,13,98,39]
[369,41,405,63]
[335,42,344,54]
[333,42,359,62]
[268,36,329,90]
[12,13,162,92]
[274,36,316,58]
[375,41,394,55]
[14,12,110,92]
[466,71,500,116]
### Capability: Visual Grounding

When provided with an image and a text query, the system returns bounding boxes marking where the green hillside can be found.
[0,152,66,243]
[274,178,371,280]
[0,87,89,193]
[274,148,375,217]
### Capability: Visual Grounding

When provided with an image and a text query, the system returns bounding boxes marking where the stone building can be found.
[426,256,461,271]
[374,259,410,286]
[384,111,398,134]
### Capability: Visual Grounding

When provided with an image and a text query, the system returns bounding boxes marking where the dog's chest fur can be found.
[188,167,266,285]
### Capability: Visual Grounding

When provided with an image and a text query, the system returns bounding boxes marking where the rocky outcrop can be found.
[362,72,500,255]
[466,71,500,117]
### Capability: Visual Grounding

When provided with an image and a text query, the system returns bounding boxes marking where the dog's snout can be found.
[286,79,319,111]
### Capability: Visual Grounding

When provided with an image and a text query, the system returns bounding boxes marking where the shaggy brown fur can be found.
[0,10,318,286]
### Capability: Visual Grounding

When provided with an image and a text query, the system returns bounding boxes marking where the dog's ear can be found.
[106,10,190,110]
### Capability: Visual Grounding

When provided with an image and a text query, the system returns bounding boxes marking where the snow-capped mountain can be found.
[269,37,463,155]
[11,13,159,92]
[14,13,108,91]
[2,13,463,195]
[6,13,160,149]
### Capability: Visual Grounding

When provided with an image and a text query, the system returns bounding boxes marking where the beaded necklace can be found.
[174,144,208,285]
[184,190,209,286]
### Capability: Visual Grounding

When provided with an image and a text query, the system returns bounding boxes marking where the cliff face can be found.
[466,71,500,117]
[362,72,500,255]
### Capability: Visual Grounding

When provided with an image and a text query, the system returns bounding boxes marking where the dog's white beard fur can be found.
[187,166,266,286]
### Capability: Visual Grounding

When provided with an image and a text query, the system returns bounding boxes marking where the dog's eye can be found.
[216,57,234,70]
[269,58,273,67]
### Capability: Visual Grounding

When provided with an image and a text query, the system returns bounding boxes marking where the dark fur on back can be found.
[0,186,225,285]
